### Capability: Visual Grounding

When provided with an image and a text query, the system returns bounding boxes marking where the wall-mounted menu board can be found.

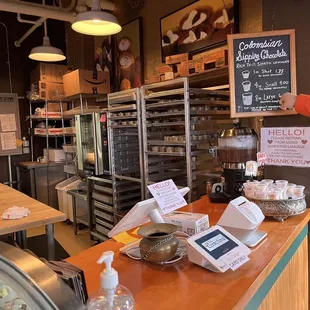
[0,93,22,156]
[228,29,296,118]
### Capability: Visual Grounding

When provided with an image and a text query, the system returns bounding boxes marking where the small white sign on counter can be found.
[220,247,250,271]
[261,127,310,167]
[147,179,187,215]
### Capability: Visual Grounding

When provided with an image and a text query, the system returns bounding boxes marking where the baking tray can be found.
[93,184,113,194]
[94,209,114,223]
[92,192,113,204]
[147,111,185,118]
[108,104,136,112]
[94,200,113,213]
[96,217,114,230]
[95,224,111,237]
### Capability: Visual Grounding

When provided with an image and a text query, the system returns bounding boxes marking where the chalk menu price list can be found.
[228,30,296,118]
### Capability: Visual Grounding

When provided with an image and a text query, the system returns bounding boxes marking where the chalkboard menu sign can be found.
[228,29,296,118]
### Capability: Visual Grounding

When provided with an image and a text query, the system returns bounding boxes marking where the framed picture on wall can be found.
[115,17,144,91]
[160,0,238,61]
[94,36,115,91]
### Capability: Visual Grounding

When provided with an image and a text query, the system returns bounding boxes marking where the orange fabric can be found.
[295,94,310,117]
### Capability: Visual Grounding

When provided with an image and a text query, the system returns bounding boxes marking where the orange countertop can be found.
[67,197,310,309]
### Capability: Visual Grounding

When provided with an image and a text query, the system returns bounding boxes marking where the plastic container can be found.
[86,251,135,310]
[55,176,79,221]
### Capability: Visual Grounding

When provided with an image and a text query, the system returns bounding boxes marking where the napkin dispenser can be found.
[217,197,265,244]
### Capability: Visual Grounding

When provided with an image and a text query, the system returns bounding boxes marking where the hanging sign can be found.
[261,127,310,167]
[228,29,297,118]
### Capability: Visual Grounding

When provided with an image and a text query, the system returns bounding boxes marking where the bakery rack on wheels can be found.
[108,88,145,223]
[141,74,233,203]
[87,89,145,242]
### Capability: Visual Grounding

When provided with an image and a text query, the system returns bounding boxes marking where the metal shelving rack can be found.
[141,77,232,202]
[28,99,75,206]
[107,88,145,223]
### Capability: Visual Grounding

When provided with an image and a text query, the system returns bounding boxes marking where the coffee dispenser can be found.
[218,121,257,199]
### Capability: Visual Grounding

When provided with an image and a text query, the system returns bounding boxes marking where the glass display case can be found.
[75,113,110,176]
[0,242,85,310]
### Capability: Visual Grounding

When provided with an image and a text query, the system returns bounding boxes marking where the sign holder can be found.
[228,29,297,118]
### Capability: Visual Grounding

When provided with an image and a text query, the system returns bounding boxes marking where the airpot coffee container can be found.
[218,120,258,198]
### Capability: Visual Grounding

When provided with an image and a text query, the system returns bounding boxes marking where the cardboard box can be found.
[34,128,63,135]
[164,211,209,236]
[165,53,189,65]
[156,65,173,75]
[193,47,228,70]
[164,72,174,80]
[43,148,65,162]
[63,69,110,97]
[31,63,73,84]
[43,102,68,113]
[147,75,161,84]
[37,82,65,100]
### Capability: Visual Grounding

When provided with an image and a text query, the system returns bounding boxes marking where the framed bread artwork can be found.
[94,36,115,91]
[160,0,238,61]
[115,17,144,91]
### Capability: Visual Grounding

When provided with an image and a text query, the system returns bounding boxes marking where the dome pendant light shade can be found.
[72,0,121,36]
[29,36,66,62]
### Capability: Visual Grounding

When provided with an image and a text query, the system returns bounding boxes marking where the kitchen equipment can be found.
[76,113,110,176]
[218,120,258,199]
[138,223,179,263]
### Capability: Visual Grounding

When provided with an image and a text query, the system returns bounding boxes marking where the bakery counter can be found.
[67,197,310,309]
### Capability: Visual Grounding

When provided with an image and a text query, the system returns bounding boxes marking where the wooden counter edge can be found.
[0,213,67,235]
[235,212,310,309]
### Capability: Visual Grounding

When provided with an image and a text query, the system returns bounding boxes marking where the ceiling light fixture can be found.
[72,0,122,36]
[29,21,66,62]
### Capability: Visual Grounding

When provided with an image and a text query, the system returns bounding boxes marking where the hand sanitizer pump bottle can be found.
[86,251,135,310]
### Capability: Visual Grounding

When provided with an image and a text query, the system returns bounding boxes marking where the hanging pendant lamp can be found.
[72,0,122,36]
[29,21,66,62]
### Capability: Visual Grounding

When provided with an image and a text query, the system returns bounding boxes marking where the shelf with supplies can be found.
[28,115,73,121]
[141,76,230,202]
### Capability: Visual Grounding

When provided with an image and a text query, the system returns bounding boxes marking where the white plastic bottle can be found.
[86,251,135,310]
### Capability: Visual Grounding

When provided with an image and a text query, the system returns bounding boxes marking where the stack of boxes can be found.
[150,46,228,83]
[30,63,72,100]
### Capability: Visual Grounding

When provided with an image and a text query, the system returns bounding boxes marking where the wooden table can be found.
[0,184,66,260]
[67,197,310,309]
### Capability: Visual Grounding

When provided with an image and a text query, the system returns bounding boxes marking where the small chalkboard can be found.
[228,29,296,118]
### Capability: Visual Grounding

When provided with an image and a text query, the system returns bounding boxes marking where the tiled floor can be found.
[27,222,91,257]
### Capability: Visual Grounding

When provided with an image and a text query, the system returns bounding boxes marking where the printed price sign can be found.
[147,179,187,215]
[261,127,310,167]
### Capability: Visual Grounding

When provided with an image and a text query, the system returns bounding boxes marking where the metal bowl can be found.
[246,195,306,222]
[138,224,179,263]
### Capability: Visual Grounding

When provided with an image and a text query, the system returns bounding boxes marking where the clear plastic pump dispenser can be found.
[86,251,135,310]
